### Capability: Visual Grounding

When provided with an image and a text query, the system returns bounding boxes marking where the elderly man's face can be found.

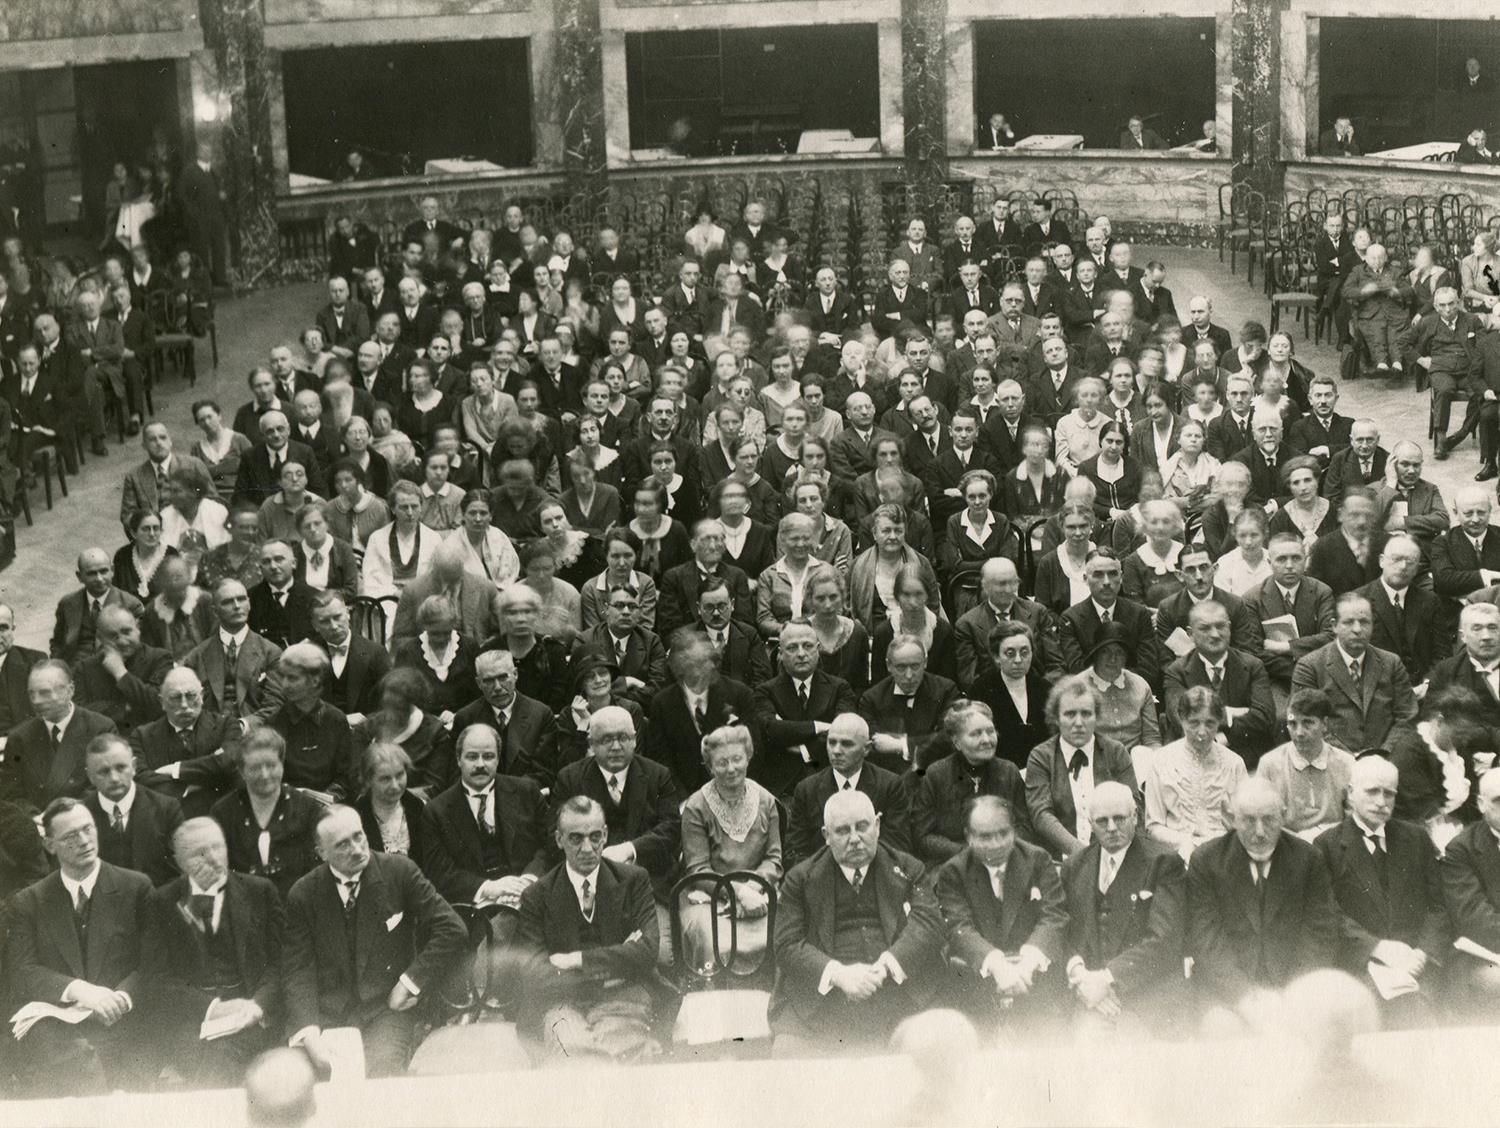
[888,645,926,695]
[457,731,500,789]
[824,799,880,869]
[556,805,607,875]
[780,627,820,679]
[1381,540,1421,589]
[698,587,733,631]
[1463,610,1500,663]
[1394,450,1423,488]
[476,658,517,710]
[1234,790,1284,861]
[589,712,636,773]
[1254,422,1281,451]
[1090,789,1137,854]
[30,667,74,723]
[1350,425,1378,458]
[966,801,1015,870]
[1334,600,1373,654]
[1459,493,1494,538]
[1000,291,1023,316]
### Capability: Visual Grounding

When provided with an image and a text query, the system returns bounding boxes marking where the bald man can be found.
[1369,441,1450,551]
[1315,757,1446,1024]
[74,605,172,735]
[771,789,942,1052]
[953,557,1064,689]
[785,713,912,866]
[1061,781,1187,1031]
[1187,779,1339,1023]
[51,548,144,664]
[1441,769,1500,1013]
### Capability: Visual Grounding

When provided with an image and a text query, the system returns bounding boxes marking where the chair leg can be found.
[54,451,67,499]
[209,324,218,371]
[40,453,53,511]
[16,470,32,527]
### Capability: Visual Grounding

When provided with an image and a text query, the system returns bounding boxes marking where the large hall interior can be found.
[1,0,1500,1123]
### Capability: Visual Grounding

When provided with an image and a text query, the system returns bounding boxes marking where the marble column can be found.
[900,0,949,219]
[197,0,281,283]
[554,0,608,232]
[944,20,974,159]
[1280,12,1310,162]
[1230,0,1282,199]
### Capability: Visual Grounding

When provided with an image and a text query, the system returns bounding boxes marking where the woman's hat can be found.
[1083,620,1135,666]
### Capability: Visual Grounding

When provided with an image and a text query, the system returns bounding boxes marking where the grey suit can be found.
[1290,641,1418,752]
[182,629,284,721]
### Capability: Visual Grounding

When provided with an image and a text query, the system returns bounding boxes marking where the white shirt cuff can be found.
[817,961,840,995]
[290,1025,320,1048]
[399,973,420,996]
[879,952,906,985]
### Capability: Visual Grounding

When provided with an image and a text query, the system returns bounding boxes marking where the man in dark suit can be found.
[771,789,942,1052]
[65,282,127,452]
[1286,378,1354,466]
[829,390,896,483]
[2,660,118,814]
[921,410,1000,527]
[247,539,319,650]
[689,577,772,688]
[1184,295,1234,358]
[1427,602,1500,732]
[4,798,155,1095]
[933,793,1067,1027]
[1314,213,1357,347]
[871,259,932,341]
[645,631,759,795]
[1187,778,1339,1027]
[1162,602,1277,765]
[1233,412,1294,509]
[1439,768,1500,1013]
[119,422,217,531]
[1432,485,1500,616]
[1132,262,1177,328]
[282,805,466,1077]
[234,412,322,507]
[1021,199,1072,260]
[327,215,380,284]
[1059,549,1162,690]
[1451,302,1500,473]
[2,342,63,470]
[804,266,864,343]
[393,277,440,351]
[953,558,1063,688]
[977,113,1017,150]
[753,621,861,797]
[129,667,238,815]
[178,144,229,284]
[1307,490,1384,596]
[0,600,43,731]
[82,732,183,887]
[786,713,911,867]
[570,593,670,711]
[703,273,767,345]
[52,548,145,665]
[1153,546,1266,657]
[1291,592,1419,751]
[1119,116,1168,150]
[1321,420,1387,502]
[858,635,960,775]
[550,706,683,899]
[976,198,1026,275]
[32,312,92,470]
[449,649,561,789]
[74,605,172,736]
[1061,783,1186,1031]
[942,217,984,283]
[946,261,1000,320]
[1248,534,1344,684]
[182,578,286,722]
[1205,375,1257,463]
[656,519,754,641]
[315,275,372,359]
[421,722,552,939]
[1315,757,1447,1024]
[1357,534,1450,686]
[310,592,390,718]
[661,258,711,341]
[1016,256,1058,321]
[401,195,465,252]
[141,817,284,1086]
[513,797,660,1061]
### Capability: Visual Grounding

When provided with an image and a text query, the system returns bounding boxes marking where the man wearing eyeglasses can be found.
[570,584,669,709]
[129,667,239,817]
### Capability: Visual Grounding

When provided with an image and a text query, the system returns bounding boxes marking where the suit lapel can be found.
[873,852,904,943]
[809,852,837,952]
[225,873,254,972]
[547,870,583,949]
[963,852,1004,943]
[354,859,386,980]
[46,877,86,977]
[85,865,115,976]
[1230,842,1264,933]
[999,851,1030,942]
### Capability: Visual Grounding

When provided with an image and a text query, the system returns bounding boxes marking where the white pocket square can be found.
[386,912,403,931]
[1138,889,1153,901]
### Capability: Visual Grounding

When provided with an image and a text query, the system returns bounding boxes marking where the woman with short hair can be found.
[210,728,322,899]
[390,596,480,715]
[1142,686,1248,857]
[353,741,431,865]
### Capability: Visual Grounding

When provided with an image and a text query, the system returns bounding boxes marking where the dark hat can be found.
[572,648,619,689]
[1082,620,1135,667]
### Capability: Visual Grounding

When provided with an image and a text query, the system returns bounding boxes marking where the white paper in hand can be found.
[1367,961,1418,1001]
[10,1002,91,1040]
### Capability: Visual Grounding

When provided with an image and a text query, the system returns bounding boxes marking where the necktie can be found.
[89,599,102,630]
[472,791,493,836]
[226,637,239,667]
[1099,608,1111,624]
[850,868,864,895]
[579,876,595,918]
[110,805,125,833]
[693,703,707,732]
[928,433,938,455]
[1069,748,1088,779]
[607,774,623,805]
[797,682,810,711]
[714,630,726,652]
[1253,862,1267,887]
[1099,853,1117,894]
[841,778,853,791]
[311,550,324,569]
[75,887,90,920]
[1349,658,1361,682]
[341,879,360,922]
[49,724,61,753]
[190,893,215,932]
[1209,666,1223,690]
[155,465,168,494]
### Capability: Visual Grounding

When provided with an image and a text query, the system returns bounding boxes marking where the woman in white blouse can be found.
[1143,687,1249,861]
[1213,508,1273,597]
[1161,419,1220,518]
[361,480,440,598]
[446,489,521,589]
[1055,376,1108,476]
[159,471,229,576]
[1120,499,1186,609]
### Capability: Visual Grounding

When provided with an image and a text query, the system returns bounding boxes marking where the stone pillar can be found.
[1230,0,1283,200]
[554,0,608,233]
[196,0,280,284]
[944,20,975,159]
[900,0,949,221]
[1280,12,1310,161]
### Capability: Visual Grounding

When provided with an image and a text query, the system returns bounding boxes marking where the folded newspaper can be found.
[200,998,246,1042]
[1260,615,1300,644]
[10,1002,91,1041]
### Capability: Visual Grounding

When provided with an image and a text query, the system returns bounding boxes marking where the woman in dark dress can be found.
[807,568,870,692]
[624,481,692,582]
[113,509,181,602]
[969,620,1051,770]
[353,740,432,867]
[556,652,648,767]
[210,728,321,900]
[389,597,481,716]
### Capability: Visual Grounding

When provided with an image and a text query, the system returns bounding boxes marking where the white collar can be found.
[220,626,250,648]
[61,863,102,901]
[1200,652,1228,675]
[46,705,77,737]
[833,767,863,792]
[565,863,600,900]
[599,763,629,791]
[99,785,137,820]
[1350,812,1385,840]
[1335,642,1366,669]
[1381,581,1407,606]
[839,862,869,886]
[189,876,228,898]
[792,675,814,696]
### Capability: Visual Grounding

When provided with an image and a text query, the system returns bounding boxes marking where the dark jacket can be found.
[934,841,1068,980]
[420,776,552,903]
[550,754,684,890]
[86,785,184,887]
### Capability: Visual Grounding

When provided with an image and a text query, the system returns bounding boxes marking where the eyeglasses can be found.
[593,733,632,747]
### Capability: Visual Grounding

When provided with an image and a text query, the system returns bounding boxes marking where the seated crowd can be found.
[6,193,1500,1095]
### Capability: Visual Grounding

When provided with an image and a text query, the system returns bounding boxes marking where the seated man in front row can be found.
[515,796,661,1063]
[282,805,466,1077]
[142,817,284,1087]
[770,790,943,1055]
[4,797,154,1096]
[934,794,1067,1030]
[1060,782,1186,1034]
[1440,767,1500,1019]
